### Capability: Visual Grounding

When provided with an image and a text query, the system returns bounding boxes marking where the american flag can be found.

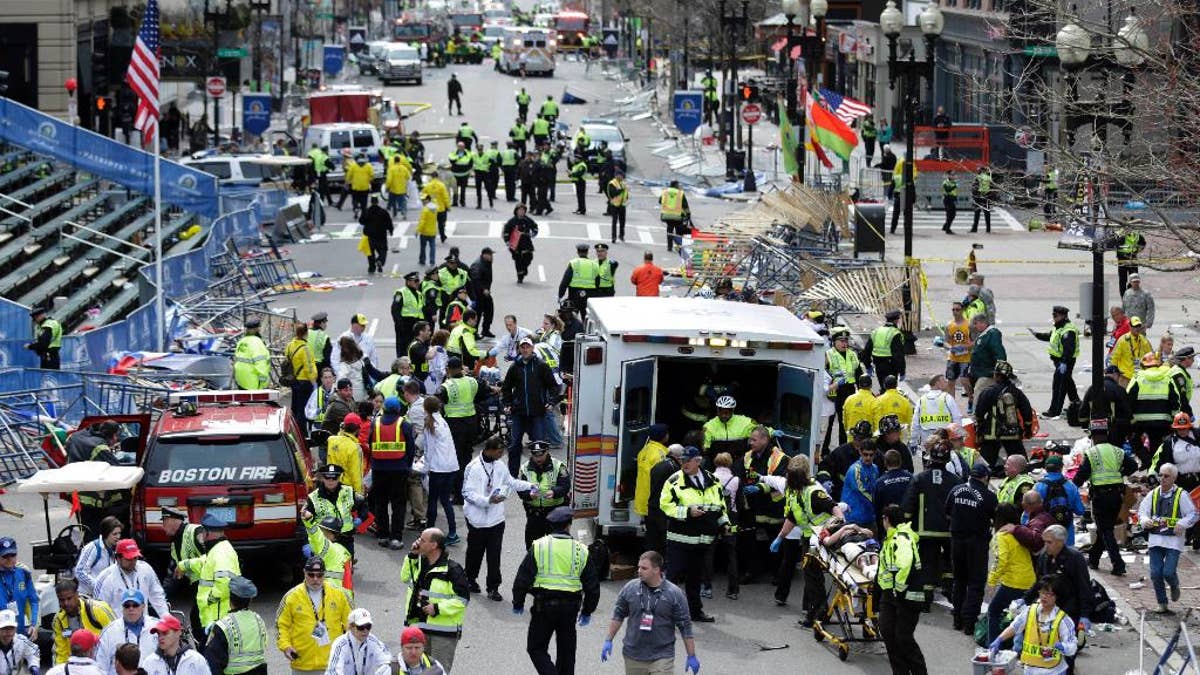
[818,87,872,125]
[126,0,160,148]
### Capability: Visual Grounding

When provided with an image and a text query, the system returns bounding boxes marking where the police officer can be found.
[511,506,601,675]
[823,328,864,450]
[593,243,617,298]
[501,141,521,202]
[162,507,203,592]
[539,95,559,125]
[877,504,928,674]
[971,166,993,233]
[660,446,730,622]
[305,515,354,592]
[901,440,962,602]
[862,310,906,391]
[942,171,958,234]
[392,272,425,354]
[233,317,270,390]
[308,145,332,205]
[701,70,719,126]
[516,88,532,122]
[531,114,551,148]
[1072,419,1137,575]
[660,180,690,252]
[303,464,368,556]
[946,463,998,634]
[605,171,629,243]
[569,154,588,215]
[473,140,496,209]
[437,357,480,501]
[518,442,571,549]
[447,141,473,207]
[176,514,241,649]
[455,121,478,151]
[1042,305,1081,419]
[308,312,332,374]
[204,576,268,675]
[26,305,62,369]
[1043,165,1059,220]
[558,243,597,319]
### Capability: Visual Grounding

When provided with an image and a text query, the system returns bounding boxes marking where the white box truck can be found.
[568,297,825,539]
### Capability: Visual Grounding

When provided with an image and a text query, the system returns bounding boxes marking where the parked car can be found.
[579,118,628,169]
[301,123,386,191]
[360,40,394,75]
[379,45,424,85]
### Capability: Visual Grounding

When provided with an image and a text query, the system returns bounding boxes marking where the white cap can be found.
[0,610,16,628]
[348,608,373,627]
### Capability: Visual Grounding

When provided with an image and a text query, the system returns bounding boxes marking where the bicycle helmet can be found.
[715,395,737,409]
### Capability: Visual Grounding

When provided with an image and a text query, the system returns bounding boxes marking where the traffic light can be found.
[0,71,8,95]
[95,96,110,111]
[740,82,759,103]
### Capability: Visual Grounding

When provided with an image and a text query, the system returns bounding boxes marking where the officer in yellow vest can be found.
[303,464,368,556]
[971,166,993,233]
[176,514,241,649]
[823,328,864,449]
[447,141,473,207]
[502,141,521,201]
[517,442,571,548]
[593,243,618,298]
[303,515,354,596]
[569,155,589,215]
[391,272,425,352]
[204,576,268,675]
[1116,228,1146,294]
[539,95,559,125]
[437,254,470,310]
[1041,305,1081,418]
[862,310,906,392]
[659,445,730,621]
[437,357,481,499]
[659,180,691,252]
[308,311,332,373]
[1128,352,1181,468]
[402,529,470,670]
[308,146,332,205]
[511,506,600,675]
[991,577,1078,671]
[516,89,532,121]
[26,305,62,369]
[605,171,629,243]
[1071,419,1137,575]
[702,395,757,461]
[510,119,530,156]
[473,139,497,209]
[162,507,204,594]
[531,114,552,148]
[233,317,270,390]
[558,243,597,319]
[942,171,958,234]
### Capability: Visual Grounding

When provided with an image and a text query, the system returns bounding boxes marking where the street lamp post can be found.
[782,0,828,184]
[1056,7,1147,420]
[719,0,750,180]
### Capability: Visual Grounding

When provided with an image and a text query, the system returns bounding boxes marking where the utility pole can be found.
[251,1,272,93]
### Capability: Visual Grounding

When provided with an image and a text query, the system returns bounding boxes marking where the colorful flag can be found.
[778,97,799,177]
[818,87,873,125]
[125,0,160,148]
[808,89,858,161]
[802,85,834,169]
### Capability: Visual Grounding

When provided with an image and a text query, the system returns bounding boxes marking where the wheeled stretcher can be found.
[806,531,882,661]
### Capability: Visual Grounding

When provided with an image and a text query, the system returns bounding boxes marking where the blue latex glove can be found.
[1053,641,1066,652]
[1057,362,1067,375]
[1079,618,1092,632]
[769,537,783,554]
[988,637,1003,653]
[601,640,612,662]
[352,517,363,528]
[301,544,312,558]
[866,367,875,377]
[686,655,701,673]
[771,429,784,438]
[743,485,760,496]
[1122,442,1134,457]
[579,614,591,626]
[512,606,524,616]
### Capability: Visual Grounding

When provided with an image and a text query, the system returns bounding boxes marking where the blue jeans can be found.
[388,192,408,218]
[426,471,457,536]
[419,235,436,265]
[508,412,546,476]
[544,406,563,446]
[987,585,1025,642]
[1150,546,1182,605]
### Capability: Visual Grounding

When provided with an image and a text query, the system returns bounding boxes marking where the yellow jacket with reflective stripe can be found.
[274,581,351,672]
[326,432,364,495]
[233,334,270,389]
[179,538,240,628]
[659,470,729,545]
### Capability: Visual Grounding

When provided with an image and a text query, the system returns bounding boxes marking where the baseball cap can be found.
[0,610,17,628]
[348,608,373,627]
[337,378,353,389]
[1045,454,1064,471]
[401,626,427,645]
[383,397,402,413]
[70,630,99,652]
[681,446,702,461]
[342,413,363,428]
[0,538,16,557]
[518,337,534,347]
[115,539,141,560]
[352,313,369,326]
[121,588,146,606]
[150,615,183,634]
[1130,316,1144,327]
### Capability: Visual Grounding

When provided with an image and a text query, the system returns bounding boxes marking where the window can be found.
[779,393,813,436]
[623,386,651,427]
[191,161,231,179]
[329,131,351,150]
[352,130,376,148]
[144,436,297,486]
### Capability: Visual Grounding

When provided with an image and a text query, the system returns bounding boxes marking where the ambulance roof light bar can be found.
[167,390,280,404]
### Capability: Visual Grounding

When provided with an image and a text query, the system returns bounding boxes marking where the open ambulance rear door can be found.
[774,363,818,457]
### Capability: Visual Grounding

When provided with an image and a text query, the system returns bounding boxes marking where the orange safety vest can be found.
[372,417,408,462]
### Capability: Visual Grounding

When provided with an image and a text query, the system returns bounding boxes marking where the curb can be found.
[1094,572,1181,672]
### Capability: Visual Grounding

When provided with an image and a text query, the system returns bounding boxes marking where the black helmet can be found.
[851,421,873,440]
[994,360,1014,377]
[878,415,902,435]
[318,515,343,532]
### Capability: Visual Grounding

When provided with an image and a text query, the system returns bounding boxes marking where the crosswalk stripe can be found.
[488,221,503,238]
[537,264,546,283]
[586,222,602,241]
[314,219,667,244]
[638,229,653,244]
[340,222,358,238]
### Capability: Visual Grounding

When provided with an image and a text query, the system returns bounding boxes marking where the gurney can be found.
[807,526,881,661]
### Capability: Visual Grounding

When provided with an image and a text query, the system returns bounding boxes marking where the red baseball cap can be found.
[151,615,183,634]
[400,626,426,645]
[343,413,363,428]
[114,539,141,560]
[70,629,99,651]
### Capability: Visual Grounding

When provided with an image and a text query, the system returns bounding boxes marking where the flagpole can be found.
[154,121,165,352]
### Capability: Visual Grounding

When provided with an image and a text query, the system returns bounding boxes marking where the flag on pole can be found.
[808,88,858,161]
[802,84,834,169]
[818,87,873,125]
[126,0,161,148]
[777,97,799,177]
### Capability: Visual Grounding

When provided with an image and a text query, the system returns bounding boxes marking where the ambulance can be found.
[567,297,825,539]
[498,26,557,76]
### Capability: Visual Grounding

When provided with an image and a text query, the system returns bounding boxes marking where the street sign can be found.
[217,48,247,59]
[1024,45,1058,57]
[205,76,227,97]
[672,91,703,135]
[741,103,763,125]
[323,45,346,77]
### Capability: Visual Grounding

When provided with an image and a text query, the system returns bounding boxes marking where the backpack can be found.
[279,345,297,386]
[1043,477,1072,526]
[1090,578,1117,623]
[996,390,1021,437]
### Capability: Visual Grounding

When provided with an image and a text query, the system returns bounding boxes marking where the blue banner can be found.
[243,94,273,136]
[324,45,346,76]
[0,98,220,219]
[673,91,704,135]
[0,298,36,370]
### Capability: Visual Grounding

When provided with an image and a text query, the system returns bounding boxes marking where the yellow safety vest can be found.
[42,318,63,349]
[607,179,629,207]
[785,484,832,536]
[997,474,1035,505]
[826,348,860,382]
[1086,443,1124,486]
[568,258,598,288]
[1048,323,1081,359]
[660,188,684,220]
[596,260,615,289]
[179,539,240,628]
[1150,487,1184,531]
[531,535,588,592]
[1130,366,1173,423]
[442,376,478,418]
[1019,608,1067,670]
[398,286,425,319]
[307,329,329,365]
[871,325,901,357]
[521,458,566,507]
[309,485,354,533]
[213,610,268,674]
[917,393,953,429]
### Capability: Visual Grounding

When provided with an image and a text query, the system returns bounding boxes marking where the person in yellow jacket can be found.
[701,395,756,462]
[1111,316,1153,386]
[874,375,914,441]
[843,376,879,435]
[386,155,413,219]
[419,172,452,243]
[325,414,365,496]
[889,153,919,235]
[337,154,376,218]
[415,198,440,265]
[634,424,670,516]
[659,445,730,621]
[276,556,352,673]
[176,514,241,648]
[52,578,116,664]
[234,317,270,390]
[286,323,318,432]
[877,504,928,673]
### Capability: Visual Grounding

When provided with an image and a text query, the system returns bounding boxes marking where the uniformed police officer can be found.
[518,442,572,549]
[1041,305,1081,419]
[946,463,998,634]
[942,171,958,234]
[511,506,600,675]
[309,311,332,373]
[877,504,928,674]
[176,514,241,649]
[971,166,993,233]
[593,243,617,298]
[233,317,270,390]
[558,243,597,319]
[862,310,906,392]
[26,305,62,369]
[303,464,369,556]
[162,507,204,593]
[204,576,268,675]
[569,155,588,215]
[1071,419,1138,575]
[660,446,730,622]
[392,272,425,354]
[502,141,521,202]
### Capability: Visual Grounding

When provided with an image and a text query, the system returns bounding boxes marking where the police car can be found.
[130,391,315,563]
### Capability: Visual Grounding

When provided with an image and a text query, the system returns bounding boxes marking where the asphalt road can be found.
[7,57,1150,674]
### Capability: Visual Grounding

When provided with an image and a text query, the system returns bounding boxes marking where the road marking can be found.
[537,264,546,283]
[340,222,358,238]
[638,229,654,244]
[997,207,1025,231]
[539,221,552,237]
[368,318,379,337]
[391,263,399,275]
[446,221,458,237]
[488,220,503,239]
[586,222,602,241]
[399,235,409,249]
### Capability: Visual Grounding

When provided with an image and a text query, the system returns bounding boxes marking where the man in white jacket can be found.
[47,630,104,675]
[93,539,170,620]
[95,589,158,675]
[487,315,533,362]
[0,609,40,673]
[142,615,211,675]
[461,435,534,602]
[325,608,392,675]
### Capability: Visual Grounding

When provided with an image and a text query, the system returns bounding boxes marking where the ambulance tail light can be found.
[585,346,604,365]
[168,390,280,404]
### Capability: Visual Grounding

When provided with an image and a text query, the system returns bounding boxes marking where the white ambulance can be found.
[568,297,825,539]
[498,26,557,76]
